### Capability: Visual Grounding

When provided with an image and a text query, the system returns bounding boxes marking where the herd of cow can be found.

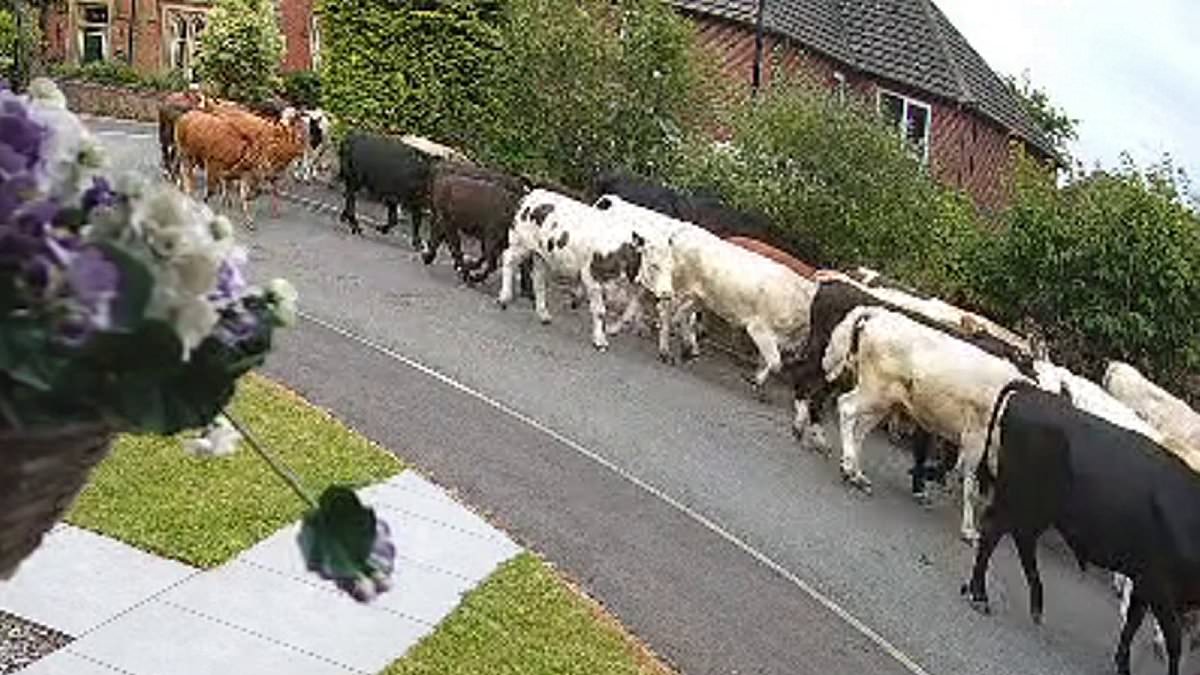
[156,112,1200,674]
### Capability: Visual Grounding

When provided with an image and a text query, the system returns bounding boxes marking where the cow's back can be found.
[341,132,432,200]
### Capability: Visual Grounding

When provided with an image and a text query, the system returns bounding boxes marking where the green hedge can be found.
[317,0,503,142]
[49,61,189,92]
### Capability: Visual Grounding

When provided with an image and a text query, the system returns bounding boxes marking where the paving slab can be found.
[161,561,429,673]
[243,484,519,583]
[358,474,509,541]
[14,651,128,675]
[0,526,196,636]
[66,601,354,675]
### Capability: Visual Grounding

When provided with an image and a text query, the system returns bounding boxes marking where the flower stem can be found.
[220,408,318,510]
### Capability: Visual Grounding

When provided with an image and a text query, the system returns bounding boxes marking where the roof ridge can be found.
[919,0,974,105]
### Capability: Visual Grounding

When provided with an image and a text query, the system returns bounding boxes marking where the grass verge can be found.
[381,552,673,675]
[66,373,403,568]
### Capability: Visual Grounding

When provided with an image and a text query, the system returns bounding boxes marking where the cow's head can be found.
[633,231,674,299]
[590,234,645,285]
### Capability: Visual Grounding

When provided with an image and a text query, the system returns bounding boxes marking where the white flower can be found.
[183,415,243,457]
[26,78,68,109]
[174,297,220,360]
[210,216,234,242]
[266,278,298,327]
[171,252,222,297]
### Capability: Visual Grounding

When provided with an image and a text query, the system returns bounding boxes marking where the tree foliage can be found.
[1004,70,1079,161]
[667,75,982,295]
[196,0,285,104]
[966,152,1200,391]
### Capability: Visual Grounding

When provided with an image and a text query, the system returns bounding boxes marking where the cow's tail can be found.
[822,306,875,384]
[978,379,1031,495]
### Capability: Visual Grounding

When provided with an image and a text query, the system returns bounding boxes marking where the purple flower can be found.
[0,97,47,175]
[81,176,116,213]
[210,258,247,304]
[65,245,120,335]
[213,306,260,346]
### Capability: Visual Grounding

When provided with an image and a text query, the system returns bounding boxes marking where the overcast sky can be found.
[934,0,1200,186]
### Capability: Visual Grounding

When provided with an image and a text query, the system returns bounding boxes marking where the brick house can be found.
[43,0,319,81]
[672,0,1060,209]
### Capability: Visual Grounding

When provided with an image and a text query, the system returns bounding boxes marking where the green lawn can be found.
[67,373,403,568]
[383,553,673,675]
[66,373,674,675]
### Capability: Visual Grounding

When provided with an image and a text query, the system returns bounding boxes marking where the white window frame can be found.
[309,13,321,70]
[161,4,209,81]
[75,1,111,64]
[877,87,932,165]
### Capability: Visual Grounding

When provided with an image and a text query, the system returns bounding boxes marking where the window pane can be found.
[880,92,904,129]
[82,5,108,24]
[906,103,929,155]
[82,31,104,63]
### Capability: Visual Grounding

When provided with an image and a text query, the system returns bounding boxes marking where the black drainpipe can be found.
[127,0,137,66]
[751,0,766,97]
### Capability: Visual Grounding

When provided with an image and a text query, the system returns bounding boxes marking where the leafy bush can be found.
[317,0,503,141]
[476,0,712,186]
[281,69,321,108]
[666,75,983,295]
[0,9,15,65]
[50,61,189,92]
[966,152,1200,393]
[196,0,285,104]
[318,0,711,187]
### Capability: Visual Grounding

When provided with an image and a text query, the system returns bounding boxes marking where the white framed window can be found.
[309,13,321,70]
[162,6,208,81]
[76,2,110,64]
[878,88,932,164]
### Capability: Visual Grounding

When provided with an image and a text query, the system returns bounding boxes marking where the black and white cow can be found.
[965,380,1200,675]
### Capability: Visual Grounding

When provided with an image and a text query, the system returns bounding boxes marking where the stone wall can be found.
[57,80,165,123]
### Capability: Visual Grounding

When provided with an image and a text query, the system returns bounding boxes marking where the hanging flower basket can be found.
[0,79,394,601]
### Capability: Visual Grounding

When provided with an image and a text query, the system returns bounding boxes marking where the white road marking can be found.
[94,130,154,140]
[299,309,934,675]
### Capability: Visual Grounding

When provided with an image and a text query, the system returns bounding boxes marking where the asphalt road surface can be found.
[91,116,1172,675]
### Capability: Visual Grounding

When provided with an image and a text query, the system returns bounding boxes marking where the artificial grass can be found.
[66,373,403,568]
[381,553,674,675]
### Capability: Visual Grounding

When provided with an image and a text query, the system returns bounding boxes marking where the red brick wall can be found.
[684,13,1020,210]
[44,0,315,76]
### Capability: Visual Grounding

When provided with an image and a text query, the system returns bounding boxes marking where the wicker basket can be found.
[0,424,115,580]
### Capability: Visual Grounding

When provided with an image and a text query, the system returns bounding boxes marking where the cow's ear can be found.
[632,231,645,248]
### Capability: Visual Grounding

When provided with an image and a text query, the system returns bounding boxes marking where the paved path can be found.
[83,116,1172,675]
[0,473,519,675]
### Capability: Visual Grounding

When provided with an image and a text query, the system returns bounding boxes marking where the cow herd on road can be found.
[159,113,1200,675]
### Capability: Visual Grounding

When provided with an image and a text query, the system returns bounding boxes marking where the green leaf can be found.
[98,243,154,332]
[298,486,376,579]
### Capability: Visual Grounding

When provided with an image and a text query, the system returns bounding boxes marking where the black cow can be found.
[964,380,1200,675]
[337,132,436,247]
[591,170,688,219]
[784,278,1038,499]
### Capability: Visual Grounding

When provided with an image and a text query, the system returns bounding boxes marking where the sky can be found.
[933,0,1200,187]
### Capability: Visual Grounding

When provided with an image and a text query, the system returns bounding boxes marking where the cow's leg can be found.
[518,258,535,299]
[958,429,990,542]
[378,201,398,235]
[607,284,643,336]
[745,322,781,398]
[1013,531,1045,624]
[909,427,934,503]
[656,296,676,363]
[962,508,1007,615]
[580,270,609,351]
[498,246,528,309]
[410,207,425,251]
[532,258,552,324]
[679,304,702,361]
[1115,593,1148,675]
[1151,603,1183,675]
[836,389,886,492]
[239,179,254,230]
[340,185,362,234]
[466,236,500,284]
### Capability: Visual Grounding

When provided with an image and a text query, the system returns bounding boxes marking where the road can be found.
[91,116,1167,675]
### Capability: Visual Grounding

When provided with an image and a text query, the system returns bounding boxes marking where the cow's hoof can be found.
[841,470,872,494]
[497,300,508,311]
[658,351,676,365]
[1031,611,1043,626]
[960,529,981,544]
[594,342,609,353]
[538,316,552,325]
[681,348,699,362]
[912,490,932,507]
[421,253,436,266]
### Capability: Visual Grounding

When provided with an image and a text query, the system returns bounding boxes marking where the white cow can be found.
[636,221,817,392]
[498,189,647,351]
[294,109,334,183]
[822,306,1060,541]
[1103,361,1200,472]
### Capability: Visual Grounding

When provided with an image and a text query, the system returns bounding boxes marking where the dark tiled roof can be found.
[673,0,1058,159]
